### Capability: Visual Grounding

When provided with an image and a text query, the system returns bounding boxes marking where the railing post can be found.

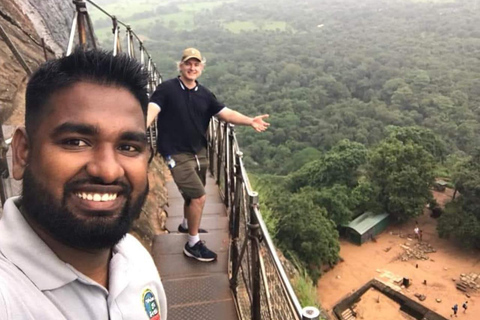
[228,125,235,207]
[0,128,11,206]
[73,0,88,49]
[302,307,320,320]
[216,122,222,184]
[229,151,243,293]
[112,17,121,56]
[223,123,230,206]
[249,192,261,320]
[126,26,135,58]
[0,24,32,74]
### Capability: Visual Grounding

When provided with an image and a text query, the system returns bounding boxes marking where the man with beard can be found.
[0,48,167,320]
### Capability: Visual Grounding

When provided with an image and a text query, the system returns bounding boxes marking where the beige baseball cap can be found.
[181,48,202,62]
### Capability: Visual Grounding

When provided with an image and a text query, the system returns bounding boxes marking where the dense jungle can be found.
[92,0,480,282]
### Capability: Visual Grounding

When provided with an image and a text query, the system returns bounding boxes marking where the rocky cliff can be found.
[0,0,72,125]
[14,0,74,55]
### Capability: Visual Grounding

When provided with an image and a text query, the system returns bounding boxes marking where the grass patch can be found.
[90,0,228,41]
[88,0,159,21]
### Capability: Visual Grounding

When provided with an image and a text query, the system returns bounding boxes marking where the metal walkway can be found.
[152,176,239,320]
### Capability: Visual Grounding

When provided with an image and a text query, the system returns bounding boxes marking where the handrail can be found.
[208,119,320,320]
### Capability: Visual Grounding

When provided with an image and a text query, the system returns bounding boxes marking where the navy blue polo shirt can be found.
[150,77,225,155]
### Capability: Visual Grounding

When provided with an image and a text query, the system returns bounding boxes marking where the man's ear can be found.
[12,127,30,180]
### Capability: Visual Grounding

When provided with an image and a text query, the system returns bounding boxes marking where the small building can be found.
[433,179,448,192]
[342,212,391,245]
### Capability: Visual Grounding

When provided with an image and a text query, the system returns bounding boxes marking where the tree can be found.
[288,139,367,191]
[273,192,340,281]
[386,126,448,161]
[438,149,480,247]
[299,185,357,226]
[368,138,435,221]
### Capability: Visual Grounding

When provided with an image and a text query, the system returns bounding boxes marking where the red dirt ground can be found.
[317,189,479,319]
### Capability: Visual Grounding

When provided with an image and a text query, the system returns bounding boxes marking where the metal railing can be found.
[208,119,320,320]
[0,129,12,206]
[66,0,161,161]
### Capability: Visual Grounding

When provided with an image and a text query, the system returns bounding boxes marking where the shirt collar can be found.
[177,76,198,91]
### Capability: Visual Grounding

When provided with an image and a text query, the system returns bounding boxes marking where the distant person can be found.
[147,47,269,262]
[419,229,423,241]
[452,303,458,317]
[0,48,167,319]
[414,226,420,239]
[462,301,468,313]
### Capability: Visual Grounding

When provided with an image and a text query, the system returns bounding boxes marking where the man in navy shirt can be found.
[147,48,269,262]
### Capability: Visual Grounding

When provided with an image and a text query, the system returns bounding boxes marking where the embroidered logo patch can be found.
[142,288,160,320]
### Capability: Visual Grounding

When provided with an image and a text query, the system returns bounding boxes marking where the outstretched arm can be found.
[217,108,270,132]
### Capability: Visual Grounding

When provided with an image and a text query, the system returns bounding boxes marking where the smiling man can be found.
[147,48,269,262]
[0,49,167,320]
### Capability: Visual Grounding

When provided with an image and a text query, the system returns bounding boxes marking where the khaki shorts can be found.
[169,148,208,202]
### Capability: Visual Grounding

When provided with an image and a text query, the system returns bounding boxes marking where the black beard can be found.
[21,167,148,250]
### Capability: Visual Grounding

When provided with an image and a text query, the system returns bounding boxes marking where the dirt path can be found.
[318,189,480,319]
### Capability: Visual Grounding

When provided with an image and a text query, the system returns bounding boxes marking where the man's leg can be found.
[185,195,206,238]
[183,194,217,262]
[170,151,217,262]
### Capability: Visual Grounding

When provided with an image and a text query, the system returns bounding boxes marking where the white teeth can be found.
[75,192,118,202]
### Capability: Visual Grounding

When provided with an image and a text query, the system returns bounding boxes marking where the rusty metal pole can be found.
[249,192,261,320]
[229,151,243,293]
[228,125,235,204]
[41,38,48,61]
[223,123,229,206]
[215,122,222,184]
[0,24,32,75]
[73,0,87,49]
[84,7,97,50]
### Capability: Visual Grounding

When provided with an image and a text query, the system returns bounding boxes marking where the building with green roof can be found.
[342,212,391,245]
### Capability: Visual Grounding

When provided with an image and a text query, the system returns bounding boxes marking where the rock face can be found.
[0,0,60,125]
[13,0,74,55]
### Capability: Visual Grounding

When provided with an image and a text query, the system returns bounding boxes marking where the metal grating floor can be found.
[152,177,239,320]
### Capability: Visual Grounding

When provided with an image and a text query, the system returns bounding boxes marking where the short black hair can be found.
[25,47,149,136]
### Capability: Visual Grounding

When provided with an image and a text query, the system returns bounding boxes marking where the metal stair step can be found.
[163,274,233,306]
[168,299,238,320]
[153,232,230,279]
[154,232,229,255]
[156,251,229,279]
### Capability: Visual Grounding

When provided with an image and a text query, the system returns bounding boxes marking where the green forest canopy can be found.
[91,0,480,278]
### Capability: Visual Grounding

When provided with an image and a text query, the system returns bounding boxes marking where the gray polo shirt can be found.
[0,197,167,320]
